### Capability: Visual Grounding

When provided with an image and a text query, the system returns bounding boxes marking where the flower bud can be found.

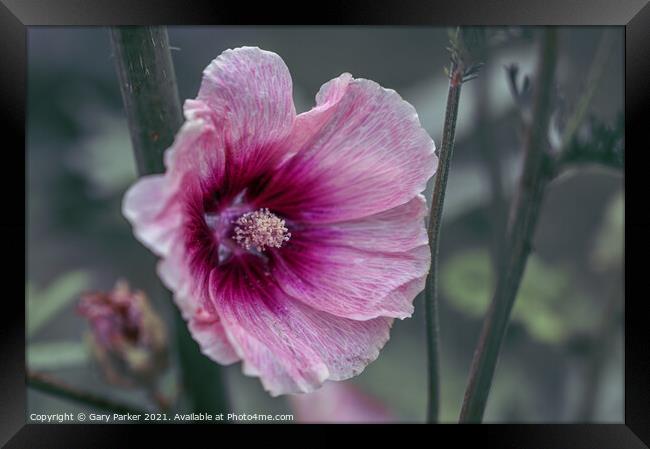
[77,280,168,387]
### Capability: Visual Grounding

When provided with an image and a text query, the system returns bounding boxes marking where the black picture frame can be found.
[3,0,647,446]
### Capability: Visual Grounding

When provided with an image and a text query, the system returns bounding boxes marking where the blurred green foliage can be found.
[27,270,92,338]
[28,341,89,370]
[591,190,623,271]
[441,249,600,344]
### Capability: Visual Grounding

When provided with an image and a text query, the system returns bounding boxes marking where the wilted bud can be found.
[77,280,168,388]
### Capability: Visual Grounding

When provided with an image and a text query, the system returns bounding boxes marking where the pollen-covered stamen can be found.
[233,208,291,252]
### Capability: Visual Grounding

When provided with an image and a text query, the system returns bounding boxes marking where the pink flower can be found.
[289,381,394,423]
[123,47,436,396]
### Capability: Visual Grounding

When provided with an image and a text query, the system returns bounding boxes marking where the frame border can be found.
[3,0,647,446]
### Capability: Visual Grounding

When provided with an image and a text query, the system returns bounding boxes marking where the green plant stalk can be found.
[425,63,464,423]
[459,29,558,423]
[110,26,230,415]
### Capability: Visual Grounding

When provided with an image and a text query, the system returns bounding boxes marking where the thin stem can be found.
[459,29,558,423]
[27,370,150,415]
[110,26,231,415]
[425,61,464,423]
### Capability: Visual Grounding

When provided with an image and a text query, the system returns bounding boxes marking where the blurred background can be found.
[27,26,624,423]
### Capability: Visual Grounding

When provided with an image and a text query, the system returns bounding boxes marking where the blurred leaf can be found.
[440,249,492,316]
[591,191,623,271]
[27,270,92,337]
[27,341,89,370]
[441,249,599,344]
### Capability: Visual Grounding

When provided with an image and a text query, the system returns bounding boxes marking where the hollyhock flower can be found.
[289,381,394,423]
[77,280,168,386]
[123,47,436,396]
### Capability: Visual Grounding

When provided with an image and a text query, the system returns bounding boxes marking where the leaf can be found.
[441,249,598,344]
[440,249,493,317]
[27,341,89,370]
[27,270,92,337]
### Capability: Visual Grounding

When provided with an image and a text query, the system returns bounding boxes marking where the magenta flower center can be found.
[233,208,291,252]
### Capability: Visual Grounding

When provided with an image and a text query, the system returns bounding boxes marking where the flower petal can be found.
[258,75,437,223]
[210,269,392,396]
[122,119,224,256]
[122,175,181,257]
[194,47,296,184]
[301,194,429,253]
[158,243,239,365]
[186,310,240,365]
[270,237,430,320]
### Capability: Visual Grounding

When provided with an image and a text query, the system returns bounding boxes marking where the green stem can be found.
[28,370,150,415]
[459,29,558,423]
[425,59,464,424]
[110,26,231,415]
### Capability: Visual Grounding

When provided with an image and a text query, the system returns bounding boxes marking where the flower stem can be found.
[459,28,558,423]
[425,58,464,424]
[110,26,231,415]
[27,370,150,415]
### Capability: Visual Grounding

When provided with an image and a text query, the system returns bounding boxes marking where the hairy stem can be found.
[27,370,150,415]
[425,62,464,424]
[459,29,558,423]
[110,26,231,415]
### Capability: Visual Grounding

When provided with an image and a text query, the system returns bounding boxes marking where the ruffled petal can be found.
[210,270,393,396]
[158,243,239,365]
[122,119,224,256]
[257,75,436,223]
[186,309,240,365]
[300,195,428,253]
[122,175,181,257]
[269,239,429,320]
[194,47,296,185]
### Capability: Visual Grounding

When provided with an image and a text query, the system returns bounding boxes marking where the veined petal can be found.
[270,241,430,321]
[258,75,437,223]
[158,243,239,365]
[300,195,429,253]
[210,269,393,396]
[194,47,296,185]
[186,308,240,365]
[122,119,224,257]
[122,175,181,257]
